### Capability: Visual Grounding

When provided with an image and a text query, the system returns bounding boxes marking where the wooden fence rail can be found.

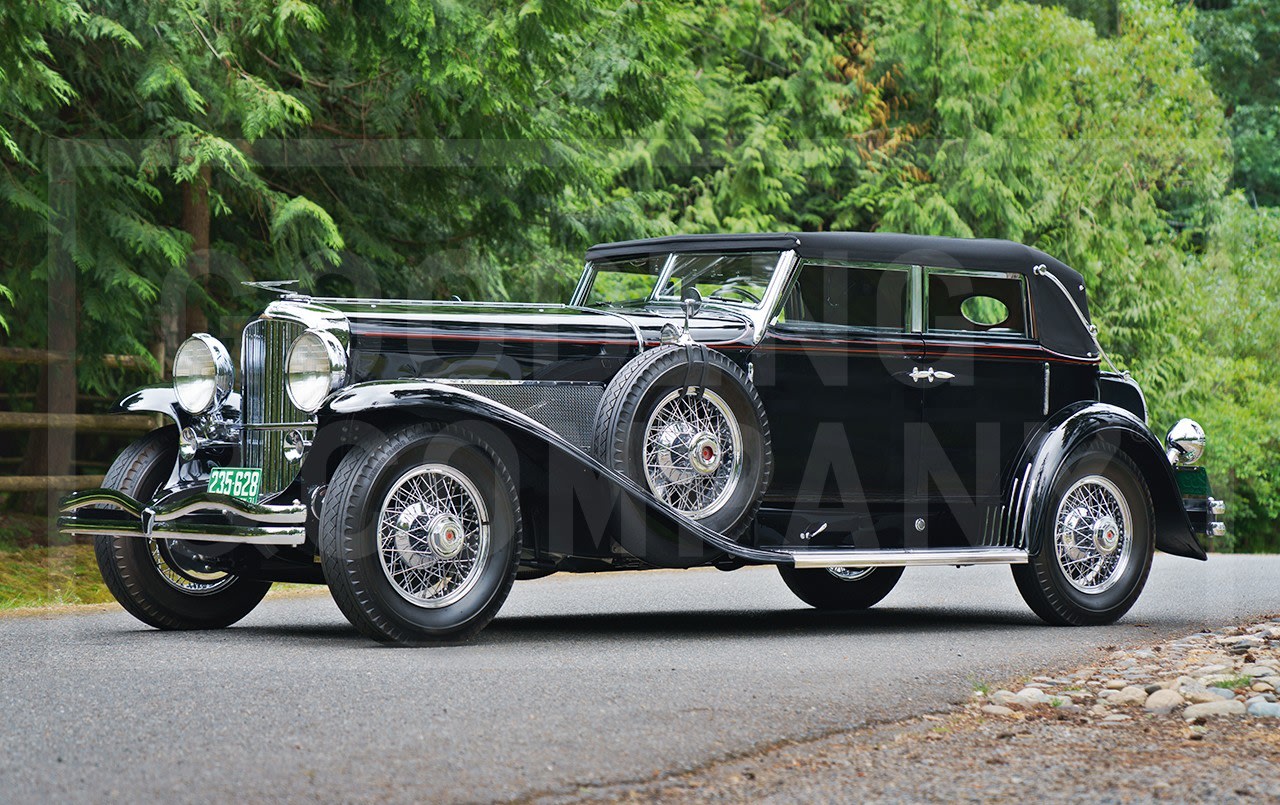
[0,347,150,370]
[0,412,158,432]
[0,475,105,493]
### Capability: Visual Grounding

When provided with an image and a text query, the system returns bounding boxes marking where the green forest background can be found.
[1,0,1277,551]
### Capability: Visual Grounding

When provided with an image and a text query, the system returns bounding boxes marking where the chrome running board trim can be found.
[786,547,1029,569]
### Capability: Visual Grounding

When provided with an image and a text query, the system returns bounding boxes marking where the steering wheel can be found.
[710,285,762,304]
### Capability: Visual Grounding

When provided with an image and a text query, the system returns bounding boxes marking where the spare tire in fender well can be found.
[591,343,773,541]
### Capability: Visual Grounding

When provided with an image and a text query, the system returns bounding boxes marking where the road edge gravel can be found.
[522,613,1280,804]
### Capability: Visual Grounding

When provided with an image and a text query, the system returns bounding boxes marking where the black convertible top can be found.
[585,232,1095,359]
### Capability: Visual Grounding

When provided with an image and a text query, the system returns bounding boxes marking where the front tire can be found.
[319,423,520,645]
[94,427,272,630]
[778,565,904,610]
[1012,440,1154,626]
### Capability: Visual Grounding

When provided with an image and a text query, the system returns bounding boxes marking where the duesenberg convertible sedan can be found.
[60,232,1223,644]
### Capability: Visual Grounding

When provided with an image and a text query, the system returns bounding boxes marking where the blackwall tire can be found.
[1012,440,1155,626]
[592,345,772,540]
[319,423,520,645]
[93,427,272,630]
[777,565,904,610]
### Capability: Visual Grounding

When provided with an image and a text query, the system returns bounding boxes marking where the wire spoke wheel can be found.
[642,388,744,519]
[377,463,491,609]
[1053,474,1133,594]
[147,540,235,595]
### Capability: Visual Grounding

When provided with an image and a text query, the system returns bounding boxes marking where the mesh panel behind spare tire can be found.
[592,344,772,540]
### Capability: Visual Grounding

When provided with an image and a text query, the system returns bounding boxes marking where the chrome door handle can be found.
[909,367,956,383]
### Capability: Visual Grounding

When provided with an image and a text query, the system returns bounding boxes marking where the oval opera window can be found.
[960,295,1010,327]
[926,269,1028,336]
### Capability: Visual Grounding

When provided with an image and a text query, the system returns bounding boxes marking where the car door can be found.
[750,261,924,548]
[915,267,1045,546]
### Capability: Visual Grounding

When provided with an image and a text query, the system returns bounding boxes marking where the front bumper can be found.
[58,488,307,546]
[1175,466,1226,539]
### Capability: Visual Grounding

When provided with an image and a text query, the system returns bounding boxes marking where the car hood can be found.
[316,300,754,383]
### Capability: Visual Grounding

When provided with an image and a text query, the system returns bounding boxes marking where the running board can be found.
[785,547,1029,569]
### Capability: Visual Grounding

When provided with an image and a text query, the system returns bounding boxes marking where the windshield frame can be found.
[571,249,798,327]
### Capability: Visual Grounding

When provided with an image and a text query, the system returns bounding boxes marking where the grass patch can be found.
[0,543,114,610]
[971,680,993,695]
[1,511,112,609]
[1214,675,1255,691]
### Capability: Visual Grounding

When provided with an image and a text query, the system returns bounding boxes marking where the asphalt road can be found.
[2,554,1277,804]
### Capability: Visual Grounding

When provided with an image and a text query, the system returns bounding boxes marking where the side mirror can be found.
[680,285,703,317]
[674,286,702,345]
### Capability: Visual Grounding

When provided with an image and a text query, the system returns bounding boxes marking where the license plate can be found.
[208,467,262,503]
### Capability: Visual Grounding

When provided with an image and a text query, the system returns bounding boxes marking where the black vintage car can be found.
[60,232,1224,644]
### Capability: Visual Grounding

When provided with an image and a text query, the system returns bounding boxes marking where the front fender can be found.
[112,385,186,424]
[1007,402,1207,561]
[313,380,779,568]
[112,384,241,430]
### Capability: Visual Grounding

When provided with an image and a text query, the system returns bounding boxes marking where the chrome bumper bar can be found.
[58,488,307,546]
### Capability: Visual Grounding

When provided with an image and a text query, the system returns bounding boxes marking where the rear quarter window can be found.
[927,271,1028,337]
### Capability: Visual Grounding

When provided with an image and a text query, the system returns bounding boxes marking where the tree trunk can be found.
[183,165,212,336]
[17,273,79,514]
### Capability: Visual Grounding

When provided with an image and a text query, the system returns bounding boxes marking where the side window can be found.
[780,263,909,331]
[926,271,1028,336]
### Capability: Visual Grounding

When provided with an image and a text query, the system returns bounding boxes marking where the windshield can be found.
[580,251,784,310]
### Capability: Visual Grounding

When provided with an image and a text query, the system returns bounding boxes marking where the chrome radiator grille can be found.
[241,317,310,496]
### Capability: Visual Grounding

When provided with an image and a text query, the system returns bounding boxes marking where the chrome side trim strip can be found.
[786,547,1029,569]
[564,304,647,353]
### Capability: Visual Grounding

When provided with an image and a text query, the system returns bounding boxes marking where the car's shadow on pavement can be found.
[214,605,1053,648]
[485,606,1046,640]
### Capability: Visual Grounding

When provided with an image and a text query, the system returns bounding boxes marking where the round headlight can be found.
[173,334,233,414]
[285,329,347,413]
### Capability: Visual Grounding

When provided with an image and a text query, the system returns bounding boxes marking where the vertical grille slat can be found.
[241,318,309,497]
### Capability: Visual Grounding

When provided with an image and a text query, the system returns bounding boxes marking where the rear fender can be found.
[310,380,779,568]
[1006,402,1207,561]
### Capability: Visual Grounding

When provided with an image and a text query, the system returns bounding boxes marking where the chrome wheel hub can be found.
[642,388,743,519]
[378,464,490,609]
[1054,475,1132,594]
[689,434,723,475]
[1093,515,1120,554]
[827,566,874,582]
[391,504,468,564]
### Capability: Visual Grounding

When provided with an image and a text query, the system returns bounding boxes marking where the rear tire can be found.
[319,423,520,645]
[1012,440,1154,626]
[777,565,904,610]
[94,427,272,630]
